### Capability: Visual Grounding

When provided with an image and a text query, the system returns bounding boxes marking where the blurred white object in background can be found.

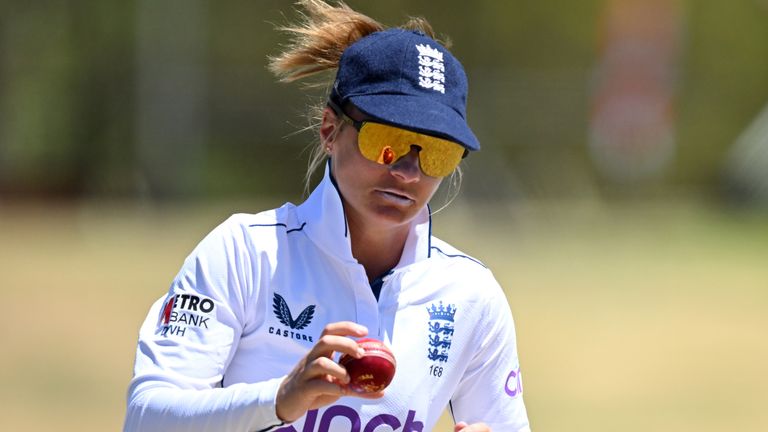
[723,101,768,206]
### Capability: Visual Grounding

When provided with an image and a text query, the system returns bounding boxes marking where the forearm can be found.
[124,378,285,432]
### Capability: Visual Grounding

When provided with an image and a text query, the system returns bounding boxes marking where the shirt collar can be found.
[295,161,433,268]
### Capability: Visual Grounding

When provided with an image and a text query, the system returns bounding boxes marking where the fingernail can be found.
[357,347,365,357]
[356,324,368,333]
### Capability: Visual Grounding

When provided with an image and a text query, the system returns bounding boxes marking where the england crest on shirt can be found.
[426,301,456,364]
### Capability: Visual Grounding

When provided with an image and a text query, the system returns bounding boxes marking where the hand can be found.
[454,421,491,432]
[275,322,385,423]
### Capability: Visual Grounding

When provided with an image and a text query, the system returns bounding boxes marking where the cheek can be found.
[329,133,356,173]
[330,139,374,191]
[423,179,442,200]
[411,177,441,206]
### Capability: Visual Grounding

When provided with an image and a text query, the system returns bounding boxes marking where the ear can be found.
[320,107,339,153]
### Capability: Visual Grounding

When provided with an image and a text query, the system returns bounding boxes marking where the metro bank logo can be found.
[275,406,423,432]
[159,293,216,337]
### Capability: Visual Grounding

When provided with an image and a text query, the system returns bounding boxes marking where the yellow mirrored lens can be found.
[359,123,409,164]
[417,137,465,177]
[358,123,464,177]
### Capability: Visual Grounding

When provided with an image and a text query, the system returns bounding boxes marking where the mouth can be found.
[375,189,415,205]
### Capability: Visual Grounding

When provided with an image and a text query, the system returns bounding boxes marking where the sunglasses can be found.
[328,100,467,178]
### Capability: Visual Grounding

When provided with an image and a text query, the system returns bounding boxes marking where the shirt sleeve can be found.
[450,276,531,431]
[124,217,286,432]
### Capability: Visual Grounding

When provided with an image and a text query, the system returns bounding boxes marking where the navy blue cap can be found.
[331,28,480,151]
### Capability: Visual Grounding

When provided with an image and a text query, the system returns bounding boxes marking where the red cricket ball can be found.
[338,338,397,394]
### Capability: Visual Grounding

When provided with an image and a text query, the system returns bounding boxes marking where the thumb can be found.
[454,422,468,432]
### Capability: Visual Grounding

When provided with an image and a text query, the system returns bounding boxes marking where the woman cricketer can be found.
[124,1,531,431]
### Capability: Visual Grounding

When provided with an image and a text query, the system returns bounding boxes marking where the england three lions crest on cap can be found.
[416,44,446,94]
[427,301,456,364]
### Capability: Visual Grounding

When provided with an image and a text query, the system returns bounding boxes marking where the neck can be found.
[347,216,410,283]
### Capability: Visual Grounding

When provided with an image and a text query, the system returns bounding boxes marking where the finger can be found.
[316,322,369,360]
[309,333,365,361]
[290,380,347,414]
[353,390,386,400]
[320,321,369,338]
[276,375,346,423]
[304,356,351,384]
[302,377,347,398]
[330,386,385,400]
[455,422,490,432]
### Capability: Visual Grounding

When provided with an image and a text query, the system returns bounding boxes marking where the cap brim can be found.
[348,94,480,151]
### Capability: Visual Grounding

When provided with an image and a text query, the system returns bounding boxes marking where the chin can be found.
[368,204,420,227]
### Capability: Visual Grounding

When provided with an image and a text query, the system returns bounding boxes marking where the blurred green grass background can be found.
[1,199,765,431]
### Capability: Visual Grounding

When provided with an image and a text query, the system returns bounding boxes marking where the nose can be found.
[390,146,421,182]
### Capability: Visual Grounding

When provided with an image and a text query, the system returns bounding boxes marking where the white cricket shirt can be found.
[125,165,531,432]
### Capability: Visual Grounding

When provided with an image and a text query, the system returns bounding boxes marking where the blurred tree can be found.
[135,0,207,200]
[677,0,768,190]
[0,0,767,203]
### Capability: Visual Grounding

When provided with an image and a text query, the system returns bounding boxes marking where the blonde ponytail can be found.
[268,0,385,83]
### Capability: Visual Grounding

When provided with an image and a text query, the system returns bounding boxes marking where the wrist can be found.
[275,376,298,423]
